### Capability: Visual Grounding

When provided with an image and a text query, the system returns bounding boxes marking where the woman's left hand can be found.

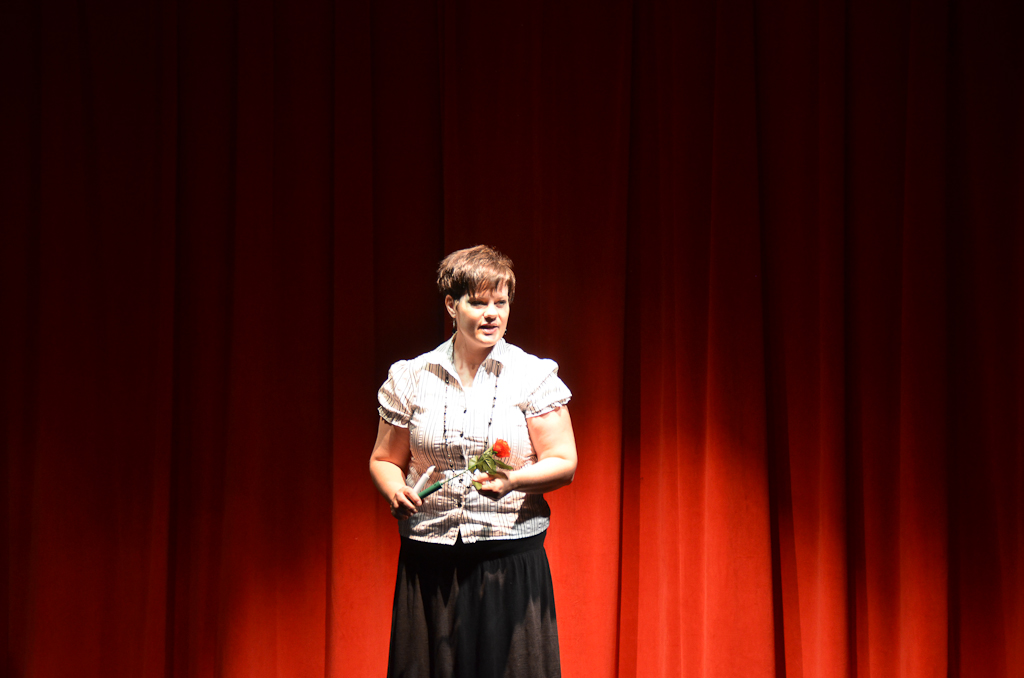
[476,473,515,501]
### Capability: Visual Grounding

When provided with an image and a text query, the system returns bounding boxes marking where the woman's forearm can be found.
[370,458,409,501]
[509,455,576,494]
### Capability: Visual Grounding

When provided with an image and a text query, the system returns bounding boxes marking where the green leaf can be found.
[495,459,513,470]
[472,481,482,491]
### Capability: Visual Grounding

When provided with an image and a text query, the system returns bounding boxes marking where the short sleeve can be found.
[378,361,415,427]
[523,359,572,417]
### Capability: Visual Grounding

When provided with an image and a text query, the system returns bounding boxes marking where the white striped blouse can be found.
[378,337,572,545]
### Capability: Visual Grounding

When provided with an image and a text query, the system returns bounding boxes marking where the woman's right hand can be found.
[389,485,423,520]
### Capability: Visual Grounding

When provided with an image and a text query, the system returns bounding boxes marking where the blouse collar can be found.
[427,335,510,382]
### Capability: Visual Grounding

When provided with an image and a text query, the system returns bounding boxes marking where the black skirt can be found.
[387,531,561,678]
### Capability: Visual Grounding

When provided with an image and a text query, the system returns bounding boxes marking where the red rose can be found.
[493,439,511,458]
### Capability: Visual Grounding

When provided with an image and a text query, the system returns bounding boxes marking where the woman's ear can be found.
[445,295,457,317]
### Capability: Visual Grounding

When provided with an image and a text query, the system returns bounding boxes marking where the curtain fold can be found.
[757,3,849,677]
[2,1,1021,677]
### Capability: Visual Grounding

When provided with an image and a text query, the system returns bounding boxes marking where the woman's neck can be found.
[452,333,490,387]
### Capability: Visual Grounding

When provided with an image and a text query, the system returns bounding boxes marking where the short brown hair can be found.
[437,245,516,301]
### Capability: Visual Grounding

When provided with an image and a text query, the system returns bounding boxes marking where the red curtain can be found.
[2,1,1021,677]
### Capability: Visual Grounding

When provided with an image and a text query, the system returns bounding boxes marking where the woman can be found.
[369,245,577,678]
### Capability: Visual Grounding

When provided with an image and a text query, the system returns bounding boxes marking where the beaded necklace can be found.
[442,362,500,471]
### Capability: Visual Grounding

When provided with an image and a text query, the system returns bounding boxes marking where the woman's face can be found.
[446,284,510,352]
